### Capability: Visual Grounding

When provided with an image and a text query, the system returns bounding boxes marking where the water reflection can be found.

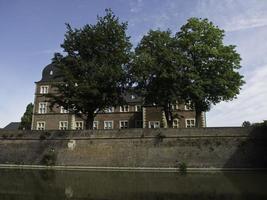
[0,169,266,200]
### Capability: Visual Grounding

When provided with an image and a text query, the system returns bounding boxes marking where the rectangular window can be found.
[148,121,160,128]
[135,105,142,112]
[186,118,195,128]
[104,121,113,129]
[37,121,45,130]
[135,120,143,128]
[171,101,179,110]
[59,121,68,130]
[119,120,128,129]
[120,105,129,112]
[38,102,47,114]
[75,121,83,130]
[40,85,49,94]
[173,118,180,128]
[60,106,69,113]
[105,107,114,113]
[93,121,98,130]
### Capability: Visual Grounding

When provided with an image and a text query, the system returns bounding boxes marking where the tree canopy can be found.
[128,30,184,127]
[129,18,244,127]
[48,12,244,129]
[19,103,33,130]
[49,9,132,129]
[176,18,244,127]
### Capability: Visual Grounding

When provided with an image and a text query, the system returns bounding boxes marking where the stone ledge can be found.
[0,164,266,172]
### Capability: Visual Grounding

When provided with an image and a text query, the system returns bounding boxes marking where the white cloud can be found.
[194,0,267,32]
[224,16,267,32]
[207,64,267,127]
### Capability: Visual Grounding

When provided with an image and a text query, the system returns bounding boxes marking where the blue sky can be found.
[0,0,267,127]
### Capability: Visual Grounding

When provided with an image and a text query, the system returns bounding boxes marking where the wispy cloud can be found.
[224,16,267,32]
[194,0,267,32]
[129,0,144,13]
[207,64,267,126]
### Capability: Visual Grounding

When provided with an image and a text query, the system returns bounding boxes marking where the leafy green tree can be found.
[19,103,33,130]
[49,9,132,129]
[176,18,245,127]
[128,30,184,127]
[242,121,251,127]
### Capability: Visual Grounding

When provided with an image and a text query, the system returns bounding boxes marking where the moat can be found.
[0,169,266,199]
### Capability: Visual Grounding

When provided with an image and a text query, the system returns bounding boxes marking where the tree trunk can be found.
[195,107,202,128]
[164,104,173,128]
[85,112,95,130]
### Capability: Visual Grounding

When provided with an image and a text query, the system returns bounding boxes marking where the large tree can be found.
[19,103,33,130]
[49,9,132,129]
[128,30,184,127]
[176,18,244,127]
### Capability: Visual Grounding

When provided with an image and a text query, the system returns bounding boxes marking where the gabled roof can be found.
[4,122,20,130]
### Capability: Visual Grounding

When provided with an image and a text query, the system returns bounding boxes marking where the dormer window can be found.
[185,101,193,110]
[60,106,69,114]
[120,105,129,112]
[105,107,114,113]
[40,86,49,94]
[135,105,141,112]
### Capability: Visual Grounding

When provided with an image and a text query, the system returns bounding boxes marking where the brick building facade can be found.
[32,64,206,130]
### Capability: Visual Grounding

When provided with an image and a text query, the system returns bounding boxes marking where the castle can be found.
[31,64,206,130]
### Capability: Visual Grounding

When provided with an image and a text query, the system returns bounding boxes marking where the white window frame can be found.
[104,121,113,129]
[105,107,114,113]
[173,118,180,128]
[135,120,143,128]
[38,102,47,114]
[171,101,179,110]
[119,120,129,129]
[60,106,69,114]
[37,121,45,130]
[40,85,49,94]
[93,121,99,130]
[135,105,142,112]
[120,105,129,112]
[148,121,160,129]
[59,121,68,130]
[75,121,83,130]
[186,118,195,128]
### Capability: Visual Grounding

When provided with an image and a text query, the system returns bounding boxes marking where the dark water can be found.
[0,169,267,200]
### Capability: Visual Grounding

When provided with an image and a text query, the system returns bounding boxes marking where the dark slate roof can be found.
[37,64,63,83]
[3,122,20,130]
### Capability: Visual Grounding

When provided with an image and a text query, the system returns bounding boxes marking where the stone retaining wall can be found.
[0,127,266,168]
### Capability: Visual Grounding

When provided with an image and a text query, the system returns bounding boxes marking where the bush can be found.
[39,132,51,140]
[41,149,57,166]
[39,134,46,140]
[154,132,166,146]
[179,162,187,174]
[2,134,8,139]
[17,133,23,137]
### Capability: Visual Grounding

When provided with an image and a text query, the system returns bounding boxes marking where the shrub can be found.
[39,134,46,140]
[41,149,57,166]
[154,132,166,145]
[2,134,7,139]
[179,162,187,174]
[39,132,51,140]
[17,133,23,137]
